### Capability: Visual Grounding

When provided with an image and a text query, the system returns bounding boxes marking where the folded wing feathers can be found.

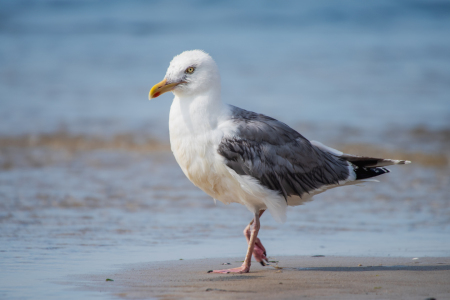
[219,106,410,201]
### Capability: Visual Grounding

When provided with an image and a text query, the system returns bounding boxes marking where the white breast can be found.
[169,96,229,199]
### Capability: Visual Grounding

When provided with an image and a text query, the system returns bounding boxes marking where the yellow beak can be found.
[149,78,181,100]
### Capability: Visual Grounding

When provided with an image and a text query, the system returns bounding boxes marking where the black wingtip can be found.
[355,166,390,180]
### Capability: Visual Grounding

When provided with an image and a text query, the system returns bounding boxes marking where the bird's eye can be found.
[185,67,195,74]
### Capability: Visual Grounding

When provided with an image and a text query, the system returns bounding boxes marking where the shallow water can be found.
[1,0,450,299]
[1,0,450,137]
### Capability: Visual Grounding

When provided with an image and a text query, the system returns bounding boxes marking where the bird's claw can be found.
[253,239,268,265]
[209,265,250,274]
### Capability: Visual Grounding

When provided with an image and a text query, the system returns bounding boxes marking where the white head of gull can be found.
[149,50,410,274]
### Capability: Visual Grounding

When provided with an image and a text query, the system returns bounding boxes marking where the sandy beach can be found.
[79,256,450,299]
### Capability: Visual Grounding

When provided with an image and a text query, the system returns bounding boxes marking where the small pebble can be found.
[276,270,282,273]
[412,258,419,260]
[358,264,362,267]
[279,282,283,284]
[221,262,231,265]
[207,270,213,273]
[273,266,283,269]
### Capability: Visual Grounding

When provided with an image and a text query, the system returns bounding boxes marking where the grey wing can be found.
[218,106,351,200]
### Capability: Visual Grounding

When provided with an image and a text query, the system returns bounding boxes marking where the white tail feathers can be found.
[373,159,411,167]
[311,140,412,167]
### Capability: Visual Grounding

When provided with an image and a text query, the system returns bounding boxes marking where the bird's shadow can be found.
[295,265,450,272]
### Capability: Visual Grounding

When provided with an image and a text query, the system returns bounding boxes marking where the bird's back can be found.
[218,106,354,200]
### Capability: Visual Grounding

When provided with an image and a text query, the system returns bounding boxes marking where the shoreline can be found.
[78,256,450,299]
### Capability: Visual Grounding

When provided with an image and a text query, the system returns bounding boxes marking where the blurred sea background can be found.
[1,0,449,299]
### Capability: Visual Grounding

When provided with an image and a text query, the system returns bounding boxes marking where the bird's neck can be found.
[170,88,225,134]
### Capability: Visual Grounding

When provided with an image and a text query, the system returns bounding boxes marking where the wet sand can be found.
[1,126,449,299]
[81,256,450,300]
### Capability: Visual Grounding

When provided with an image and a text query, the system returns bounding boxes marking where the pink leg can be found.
[244,210,268,265]
[211,211,262,274]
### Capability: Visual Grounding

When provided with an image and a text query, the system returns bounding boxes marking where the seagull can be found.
[149,50,410,273]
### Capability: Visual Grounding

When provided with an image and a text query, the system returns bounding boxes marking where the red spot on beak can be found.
[154,92,161,98]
